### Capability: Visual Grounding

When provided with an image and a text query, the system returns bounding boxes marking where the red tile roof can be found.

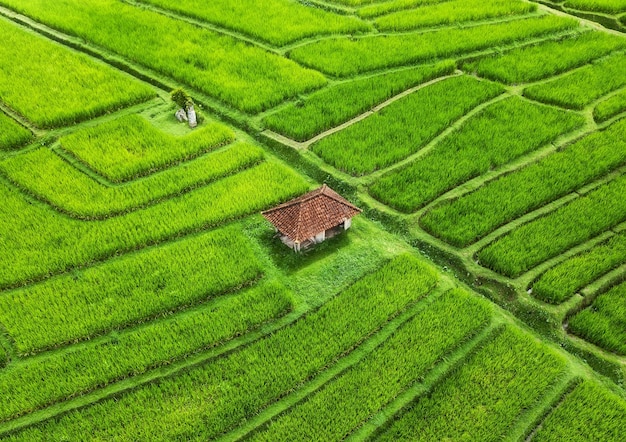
[262,185,362,243]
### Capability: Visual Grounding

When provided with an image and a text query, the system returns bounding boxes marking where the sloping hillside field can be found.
[0,0,624,440]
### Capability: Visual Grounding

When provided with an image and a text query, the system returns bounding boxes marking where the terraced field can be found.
[0,0,625,440]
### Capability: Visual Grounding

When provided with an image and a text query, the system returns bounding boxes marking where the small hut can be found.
[262,185,362,252]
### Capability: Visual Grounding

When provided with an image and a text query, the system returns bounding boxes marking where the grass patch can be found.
[288,15,577,77]
[0,159,309,289]
[248,288,490,441]
[1,143,263,218]
[376,325,568,441]
[3,255,438,441]
[464,31,626,84]
[421,117,626,247]
[370,96,584,213]
[134,0,370,46]
[311,76,503,175]
[564,0,626,14]
[373,0,536,31]
[478,173,626,278]
[533,380,626,441]
[0,226,262,354]
[0,280,293,423]
[0,0,326,113]
[533,233,626,304]
[359,0,456,19]
[569,282,626,355]
[0,17,154,129]
[0,113,31,151]
[60,114,235,183]
[524,52,626,110]
[594,88,626,122]
[262,61,455,142]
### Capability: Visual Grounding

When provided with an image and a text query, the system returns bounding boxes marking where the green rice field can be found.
[0,0,624,439]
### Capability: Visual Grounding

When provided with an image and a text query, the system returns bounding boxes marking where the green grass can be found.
[134,0,371,46]
[358,0,456,18]
[325,0,378,5]
[0,0,326,113]
[524,52,626,110]
[311,76,503,176]
[0,280,292,423]
[1,143,264,218]
[478,173,626,278]
[569,282,626,355]
[421,117,626,247]
[248,288,490,441]
[464,31,626,84]
[373,0,536,31]
[564,0,626,14]
[288,15,577,77]
[376,325,568,441]
[0,159,309,289]
[0,226,262,354]
[59,114,235,182]
[0,17,154,129]
[370,96,584,213]
[594,89,626,122]
[0,113,31,151]
[262,61,455,142]
[533,381,626,441]
[3,255,438,441]
[533,233,626,304]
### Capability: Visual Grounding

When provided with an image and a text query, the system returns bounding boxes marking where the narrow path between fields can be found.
[262,71,463,151]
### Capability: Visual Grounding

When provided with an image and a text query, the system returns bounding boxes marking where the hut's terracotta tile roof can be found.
[262,185,362,243]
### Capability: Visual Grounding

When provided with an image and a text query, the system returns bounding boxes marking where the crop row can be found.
[0,0,325,113]
[0,159,309,289]
[2,255,439,441]
[594,88,626,122]
[478,172,626,278]
[0,113,31,151]
[60,114,235,183]
[377,326,567,441]
[421,117,626,247]
[533,380,626,441]
[569,281,626,355]
[464,30,626,84]
[1,143,263,219]
[373,0,536,32]
[524,52,626,110]
[249,288,490,441]
[0,226,262,354]
[532,381,626,442]
[0,16,154,129]
[288,15,577,77]
[370,96,584,213]
[262,61,455,142]
[311,75,503,176]
[533,232,626,304]
[358,0,462,19]
[564,0,626,14]
[134,0,370,46]
[0,280,292,423]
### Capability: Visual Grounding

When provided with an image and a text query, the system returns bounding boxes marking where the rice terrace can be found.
[0,0,626,439]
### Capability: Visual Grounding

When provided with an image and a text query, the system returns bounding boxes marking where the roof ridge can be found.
[261,186,322,215]
[319,186,362,212]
